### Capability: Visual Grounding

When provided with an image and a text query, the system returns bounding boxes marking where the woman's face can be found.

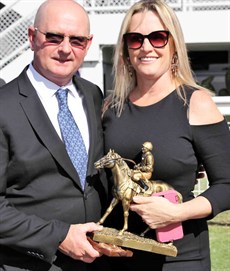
[126,10,173,82]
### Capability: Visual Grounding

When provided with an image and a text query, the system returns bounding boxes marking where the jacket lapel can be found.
[18,70,82,187]
[73,77,98,176]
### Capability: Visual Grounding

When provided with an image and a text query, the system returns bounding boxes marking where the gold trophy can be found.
[89,142,183,257]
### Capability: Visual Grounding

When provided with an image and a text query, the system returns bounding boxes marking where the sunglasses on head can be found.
[35,28,91,49]
[123,30,170,50]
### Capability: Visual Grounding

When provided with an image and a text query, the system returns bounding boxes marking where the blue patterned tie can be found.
[56,88,88,189]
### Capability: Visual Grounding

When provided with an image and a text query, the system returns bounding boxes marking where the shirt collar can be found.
[26,63,78,98]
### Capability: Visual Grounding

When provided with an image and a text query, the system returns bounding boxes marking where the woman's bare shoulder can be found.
[189,89,224,125]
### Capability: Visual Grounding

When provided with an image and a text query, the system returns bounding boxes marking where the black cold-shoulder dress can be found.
[102,87,230,271]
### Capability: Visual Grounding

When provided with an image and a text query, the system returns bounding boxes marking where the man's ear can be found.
[28,26,36,51]
[84,34,93,55]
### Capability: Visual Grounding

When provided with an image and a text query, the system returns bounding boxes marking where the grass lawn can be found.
[209,211,230,271]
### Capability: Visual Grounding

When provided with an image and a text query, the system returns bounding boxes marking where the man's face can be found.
[28,2,92,86]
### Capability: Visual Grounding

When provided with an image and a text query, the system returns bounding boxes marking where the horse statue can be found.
[94,149,182,235]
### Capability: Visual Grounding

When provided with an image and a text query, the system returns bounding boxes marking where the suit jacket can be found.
[0,67,109,270]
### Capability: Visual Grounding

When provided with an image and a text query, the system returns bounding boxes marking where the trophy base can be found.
[92,227,177,257]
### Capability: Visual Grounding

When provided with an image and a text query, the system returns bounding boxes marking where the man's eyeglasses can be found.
[123,30,170,50]
[35,28,91,49]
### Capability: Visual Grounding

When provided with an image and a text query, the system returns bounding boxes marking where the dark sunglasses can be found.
[123,30,170,49]
[35,28,91,49]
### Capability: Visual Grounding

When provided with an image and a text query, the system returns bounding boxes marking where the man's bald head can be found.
[34,0,90,33]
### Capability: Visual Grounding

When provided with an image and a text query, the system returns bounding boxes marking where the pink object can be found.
[153,190,184,242]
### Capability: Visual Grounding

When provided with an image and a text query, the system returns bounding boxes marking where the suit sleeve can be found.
[0,127,69,264]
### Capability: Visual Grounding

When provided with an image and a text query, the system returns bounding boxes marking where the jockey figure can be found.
[131,142,154,191]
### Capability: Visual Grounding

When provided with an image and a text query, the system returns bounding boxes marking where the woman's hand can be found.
[130,194,212,229]
[130,195,181,229]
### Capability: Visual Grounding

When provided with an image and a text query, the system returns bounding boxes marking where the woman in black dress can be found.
[102,0,230,270]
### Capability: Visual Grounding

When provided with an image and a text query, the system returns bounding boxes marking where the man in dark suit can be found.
[0,1,109,270]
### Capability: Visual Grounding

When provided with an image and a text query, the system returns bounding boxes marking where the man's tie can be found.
[56,88,88,189]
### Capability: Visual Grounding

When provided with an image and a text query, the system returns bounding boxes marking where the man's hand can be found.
[87,237,133,257]
[58,222,103,263]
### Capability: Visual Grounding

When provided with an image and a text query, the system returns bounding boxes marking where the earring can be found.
[171,52,178,77]
[126,57,133,77]
[128,65,133,78]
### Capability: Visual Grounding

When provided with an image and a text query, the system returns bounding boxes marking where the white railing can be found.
[213,97,230,116]
[188,0,229,11]
[81,0,181,14]
[79,0,230,13]
[0,13,34,68]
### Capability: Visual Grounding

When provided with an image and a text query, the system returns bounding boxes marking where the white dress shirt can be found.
[26,64,89,152]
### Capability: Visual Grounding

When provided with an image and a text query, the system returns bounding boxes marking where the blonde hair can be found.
[111,0,205,116]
